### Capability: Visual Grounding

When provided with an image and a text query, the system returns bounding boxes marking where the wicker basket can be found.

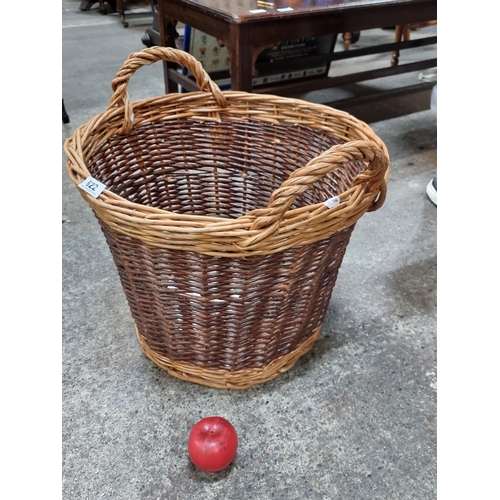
[64,47,389,389]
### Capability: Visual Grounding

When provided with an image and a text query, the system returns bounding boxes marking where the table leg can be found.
[158,1,180,92]
[343,32,352,51]
[228,24,253,91]
[391,25,411,66]
[342,31,361,51]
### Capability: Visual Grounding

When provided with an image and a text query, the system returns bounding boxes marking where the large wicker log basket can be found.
[64,47,389,389]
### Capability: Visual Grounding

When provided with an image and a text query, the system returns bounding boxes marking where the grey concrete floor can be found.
[62,2,437,498]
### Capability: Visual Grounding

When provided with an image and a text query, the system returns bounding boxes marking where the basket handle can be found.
[107,46,228,133]
[240,140,388,248]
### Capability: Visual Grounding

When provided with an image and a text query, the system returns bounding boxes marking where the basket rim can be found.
[64,91,389,256]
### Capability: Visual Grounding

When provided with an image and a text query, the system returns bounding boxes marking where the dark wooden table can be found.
[157,0,437,96]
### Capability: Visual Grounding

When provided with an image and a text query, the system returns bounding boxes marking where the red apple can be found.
[188,416,238,472]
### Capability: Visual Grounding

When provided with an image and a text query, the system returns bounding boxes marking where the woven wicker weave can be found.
[64,47,389,389]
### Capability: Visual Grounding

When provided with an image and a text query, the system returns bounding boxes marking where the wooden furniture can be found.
[342,31,360,51]
[112,0,152,27]
[156,0,437,96]
[79,0,149,27]
[391,21,437,66]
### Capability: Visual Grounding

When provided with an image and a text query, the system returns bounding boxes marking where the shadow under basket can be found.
[64,47,389,389]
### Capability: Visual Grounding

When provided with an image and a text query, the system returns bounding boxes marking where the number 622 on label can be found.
[78,176,106,198]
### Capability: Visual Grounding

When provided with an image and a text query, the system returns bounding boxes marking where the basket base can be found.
[135,325,321,389]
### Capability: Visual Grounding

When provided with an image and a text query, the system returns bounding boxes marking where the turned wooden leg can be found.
[116,0,128,26]
[391,25,405,66]
[343,32,352,51]
[342,32,360,50]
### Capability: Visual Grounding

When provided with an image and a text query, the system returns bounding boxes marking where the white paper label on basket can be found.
[79,176,106,198]
[249,9,267,13]
[323,196,340,208]
[277,7,294,11]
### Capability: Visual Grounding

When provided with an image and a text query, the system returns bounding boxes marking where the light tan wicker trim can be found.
[135,324,321,389]
[64,47,390,257]
[67,133,387,256]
